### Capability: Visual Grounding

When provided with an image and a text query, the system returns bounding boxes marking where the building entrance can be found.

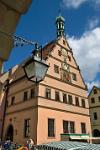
[93,129,100,137]
[5,124,14,141]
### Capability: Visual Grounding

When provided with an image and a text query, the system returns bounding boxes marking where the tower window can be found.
[94,89,97,94]
[54,64,59,74]
[45,88,51,99]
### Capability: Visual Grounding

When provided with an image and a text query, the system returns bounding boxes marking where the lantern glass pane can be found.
[35,61,48,82]
[25,62,35,78]
[24,56,49,82]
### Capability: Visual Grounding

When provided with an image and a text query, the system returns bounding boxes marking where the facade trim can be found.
[40,83,88,99]
[8,84,37,97]
[6,105,90,117]
[56,43,72,53]
[90,106,100,109]
[91,124,100,127]
[6,106,37,115]
[49,55,78,70]
[8,73,87,92]
[9,75,26,86]
[45,74,87,91]
[38,96,89,109]
[38,105,90,117]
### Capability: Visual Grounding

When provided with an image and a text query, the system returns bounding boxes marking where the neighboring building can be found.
[88,86,100,137]
[0,65,19,138]
[0,15,91,145]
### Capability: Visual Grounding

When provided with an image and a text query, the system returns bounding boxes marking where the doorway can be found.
[93,129,100,137]
[5,124,14,141]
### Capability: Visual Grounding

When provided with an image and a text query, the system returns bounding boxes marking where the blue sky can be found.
[4,0,100,90]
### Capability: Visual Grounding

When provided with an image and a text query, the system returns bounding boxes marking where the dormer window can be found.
[94,89,97,94]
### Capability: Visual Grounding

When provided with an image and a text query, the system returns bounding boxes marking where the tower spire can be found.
[56,12,65,38]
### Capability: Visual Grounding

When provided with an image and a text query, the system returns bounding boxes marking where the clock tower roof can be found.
[56,14,65,38]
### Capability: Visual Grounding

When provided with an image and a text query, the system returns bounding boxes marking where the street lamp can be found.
[23,43,49,83]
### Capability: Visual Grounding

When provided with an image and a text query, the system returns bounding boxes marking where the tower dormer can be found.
[56,14,65,38]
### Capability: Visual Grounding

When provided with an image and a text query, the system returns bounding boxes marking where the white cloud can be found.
[67,27,100,82]
[62,0,88,9]
[87,18,99,30]
[62,0,100,9]
[95,0,100,6]
[86,81,100,91]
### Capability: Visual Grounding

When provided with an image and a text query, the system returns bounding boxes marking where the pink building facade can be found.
[0,15,91,144]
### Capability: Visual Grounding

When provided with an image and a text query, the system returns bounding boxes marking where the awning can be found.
[70,136,81,140]
[89,137,100,139]
[37,141,100,150]
[70,135,89,140]
[81,136,89,139]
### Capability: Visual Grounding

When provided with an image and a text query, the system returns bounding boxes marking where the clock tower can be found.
[56,14,65,38]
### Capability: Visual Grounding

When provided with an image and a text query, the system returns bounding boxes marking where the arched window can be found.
[93,129,100,137]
